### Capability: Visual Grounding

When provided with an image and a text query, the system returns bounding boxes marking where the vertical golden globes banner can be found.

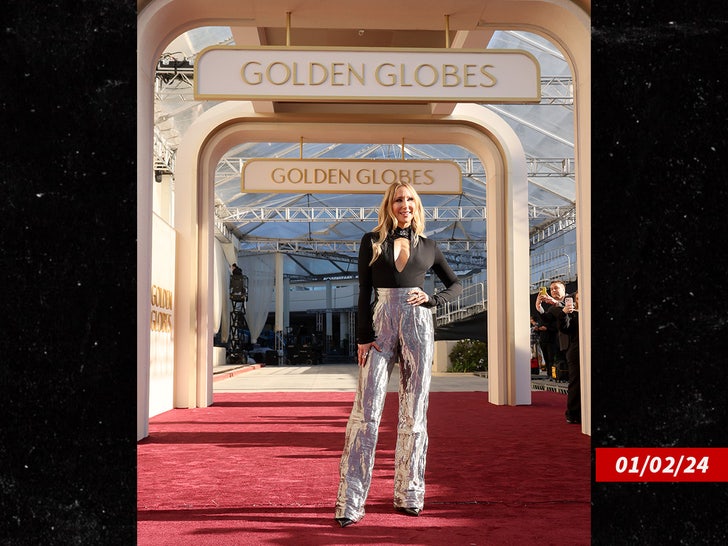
[150,213,176,417]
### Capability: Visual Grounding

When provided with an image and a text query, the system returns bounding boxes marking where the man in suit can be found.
[535,280,569,381]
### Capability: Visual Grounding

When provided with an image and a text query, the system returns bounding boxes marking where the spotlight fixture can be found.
[154,170,163,183]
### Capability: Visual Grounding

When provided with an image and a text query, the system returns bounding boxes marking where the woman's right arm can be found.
[356,233,376,344]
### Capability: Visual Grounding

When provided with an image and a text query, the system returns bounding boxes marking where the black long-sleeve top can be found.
[357,231,463,343]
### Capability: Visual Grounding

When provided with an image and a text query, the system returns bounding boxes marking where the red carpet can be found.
[138,391,590,545]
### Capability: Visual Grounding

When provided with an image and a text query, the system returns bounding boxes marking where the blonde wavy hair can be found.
[369,182,426,266]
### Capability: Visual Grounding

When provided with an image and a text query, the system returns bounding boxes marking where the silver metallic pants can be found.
[335,287,434,522]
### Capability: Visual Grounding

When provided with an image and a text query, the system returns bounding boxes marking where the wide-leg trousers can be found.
[335,287,434,522]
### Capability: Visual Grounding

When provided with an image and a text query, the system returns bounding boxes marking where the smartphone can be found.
[564,297,573,307]
[538,287,547,295]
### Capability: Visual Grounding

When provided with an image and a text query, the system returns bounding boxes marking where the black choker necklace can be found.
[392,226,411,240]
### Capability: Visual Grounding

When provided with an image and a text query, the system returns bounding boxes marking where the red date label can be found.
[596,448,728,482]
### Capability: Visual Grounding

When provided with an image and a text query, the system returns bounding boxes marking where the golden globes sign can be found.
[194,46,540,102]
[242,159,462,194]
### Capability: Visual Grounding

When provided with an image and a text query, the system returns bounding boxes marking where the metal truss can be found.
[528,204,576,220]
[154,128,176,174]
[214,156,573,186]
[216,203,574,224]
[214,219,236,243]
[155,58,194,83]
[237,238,486,253]
[222,211,580,272]
[539,76,574,106]
[216,203,574,258]
[153,59,196,174]
[216,205,487,223]
[238,240,360,255]
[225,212,574,257]
[236,239,486,270]
[529,207,576,245]
[527,157,574,177]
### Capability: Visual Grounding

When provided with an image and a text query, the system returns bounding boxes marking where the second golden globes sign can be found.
[242,159,462,194]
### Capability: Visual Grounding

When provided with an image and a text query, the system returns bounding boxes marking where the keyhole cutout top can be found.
[394,238,410,272]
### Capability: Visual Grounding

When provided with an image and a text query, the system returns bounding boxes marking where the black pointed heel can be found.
[335,517,355,527]
[395,506,421,517]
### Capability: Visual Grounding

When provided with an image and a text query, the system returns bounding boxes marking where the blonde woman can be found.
[334,182,462,527]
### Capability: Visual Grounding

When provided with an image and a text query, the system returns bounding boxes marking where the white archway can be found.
[170,100,531,410]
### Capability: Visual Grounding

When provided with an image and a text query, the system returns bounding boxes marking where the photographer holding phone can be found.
[558,291,581,424]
